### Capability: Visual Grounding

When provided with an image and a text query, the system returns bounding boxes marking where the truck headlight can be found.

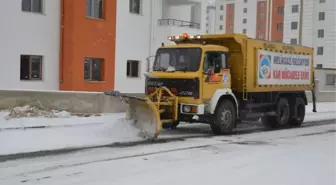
[183,105,191,113]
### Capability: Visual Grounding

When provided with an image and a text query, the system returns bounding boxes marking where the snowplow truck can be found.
[105,33,317,139]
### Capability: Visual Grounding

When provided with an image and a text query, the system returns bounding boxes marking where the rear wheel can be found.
[210,99,237,135]
[262,97,291,129]
[289,97,306,126]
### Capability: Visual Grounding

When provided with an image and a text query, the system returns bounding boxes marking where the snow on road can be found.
[0,123,335,185]
[0,102,335,156]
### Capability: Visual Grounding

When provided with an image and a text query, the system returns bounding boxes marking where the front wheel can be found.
[210,99,237,135]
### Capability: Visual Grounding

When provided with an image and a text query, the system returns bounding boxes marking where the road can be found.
[0,121,335,185]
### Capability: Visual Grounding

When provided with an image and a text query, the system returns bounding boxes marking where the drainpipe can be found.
[59,0,65,85]
[148,0,153,58]
[267,0,272,41]
[145,0,154,92]
[298,0,304,45]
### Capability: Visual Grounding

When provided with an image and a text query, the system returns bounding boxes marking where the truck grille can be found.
[146,78,200,99]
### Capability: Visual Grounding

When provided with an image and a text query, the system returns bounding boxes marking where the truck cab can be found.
[145,33,238,131]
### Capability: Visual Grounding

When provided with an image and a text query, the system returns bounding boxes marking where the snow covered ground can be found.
[0,122,335,185]
[0,102,335,156]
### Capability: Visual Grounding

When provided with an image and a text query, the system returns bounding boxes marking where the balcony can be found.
[158,19,200,29]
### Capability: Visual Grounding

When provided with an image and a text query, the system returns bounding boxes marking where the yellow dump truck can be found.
[105,33,317,139]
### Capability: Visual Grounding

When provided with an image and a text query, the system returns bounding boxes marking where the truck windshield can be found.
[153,48,201,72]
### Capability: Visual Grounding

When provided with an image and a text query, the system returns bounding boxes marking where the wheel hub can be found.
[221,109,232,127]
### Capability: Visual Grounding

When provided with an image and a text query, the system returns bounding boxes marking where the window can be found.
[127,60,140,77]
[290,38,297,44]
[316,64,323,68]
[20,55,43,80]
[319,0,326,3]
[243,29,247,34]
[229,15,233,20]
[259,2,264,7]
[219,25,223,30]
[326,74,336,86]
[243,18,247,24]
[229,24,233,29]
[220,15,224,20]
[22,0,43,13]
[291,21,298,30]
[318,12,325,20]
[292,5,299,13]
[257,23,263,29]
[84,58,104,81]
[259,13,264,18]
[86,0,104,19]
[257,34,264,40]
[318,29,324,38]
[203,52,228,73]
[243,8,247,13]
[130,0,141,14]
[229,4,234,9]
[244,0,247,3]
[277,23,283,31]
[317,47,324,55]
[153,48,201,72]
[278,6,284,15]
[220,5,224,10]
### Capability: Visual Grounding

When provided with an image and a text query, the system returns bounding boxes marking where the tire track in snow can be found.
[0,119,335,163]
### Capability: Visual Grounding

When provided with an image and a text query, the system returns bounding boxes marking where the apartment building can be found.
[206,4,216,33]
[284,0,336,88]
[219,0,285,42]
[0,0,207,93]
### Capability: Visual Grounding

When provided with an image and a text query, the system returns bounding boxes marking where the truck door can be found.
[202,51,230,100]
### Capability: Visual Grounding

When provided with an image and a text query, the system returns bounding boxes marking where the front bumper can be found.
[179,103,205,115]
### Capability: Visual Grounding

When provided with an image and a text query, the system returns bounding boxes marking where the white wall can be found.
[206,6,216,34]
[114,0,208,93]
[245,0,257,38]
[283,0,336,69]
[164,5,192,21]
[283,0,300,44]
[312,0,336,69]
[114,0,152,93]
[214,0,227,34]
[0,0,60,90]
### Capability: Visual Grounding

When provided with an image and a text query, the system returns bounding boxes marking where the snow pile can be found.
[4,105,71,120]
[102,117,154,140]
[4,101,101,120]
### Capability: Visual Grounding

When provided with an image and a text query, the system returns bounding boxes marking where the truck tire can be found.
[261,97,290,129]
[210,99,237,135]
[289,97,305,126]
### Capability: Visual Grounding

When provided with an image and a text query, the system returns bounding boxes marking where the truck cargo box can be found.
[194,34,315,93]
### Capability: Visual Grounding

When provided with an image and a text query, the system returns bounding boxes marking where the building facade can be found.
[0,0,208,92]
[215,0,283,40]
[214,0,336,70]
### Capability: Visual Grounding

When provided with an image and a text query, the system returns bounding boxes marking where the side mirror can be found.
[214,59,221,73]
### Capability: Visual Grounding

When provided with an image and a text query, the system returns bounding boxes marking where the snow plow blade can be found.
[104,87,178,139]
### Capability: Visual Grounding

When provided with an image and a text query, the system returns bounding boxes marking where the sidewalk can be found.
[0,102,335,157]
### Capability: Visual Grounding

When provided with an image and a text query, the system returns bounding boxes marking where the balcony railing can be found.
[158,19,200,29]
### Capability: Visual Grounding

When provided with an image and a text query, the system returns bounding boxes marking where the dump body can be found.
[182,34,315,93]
